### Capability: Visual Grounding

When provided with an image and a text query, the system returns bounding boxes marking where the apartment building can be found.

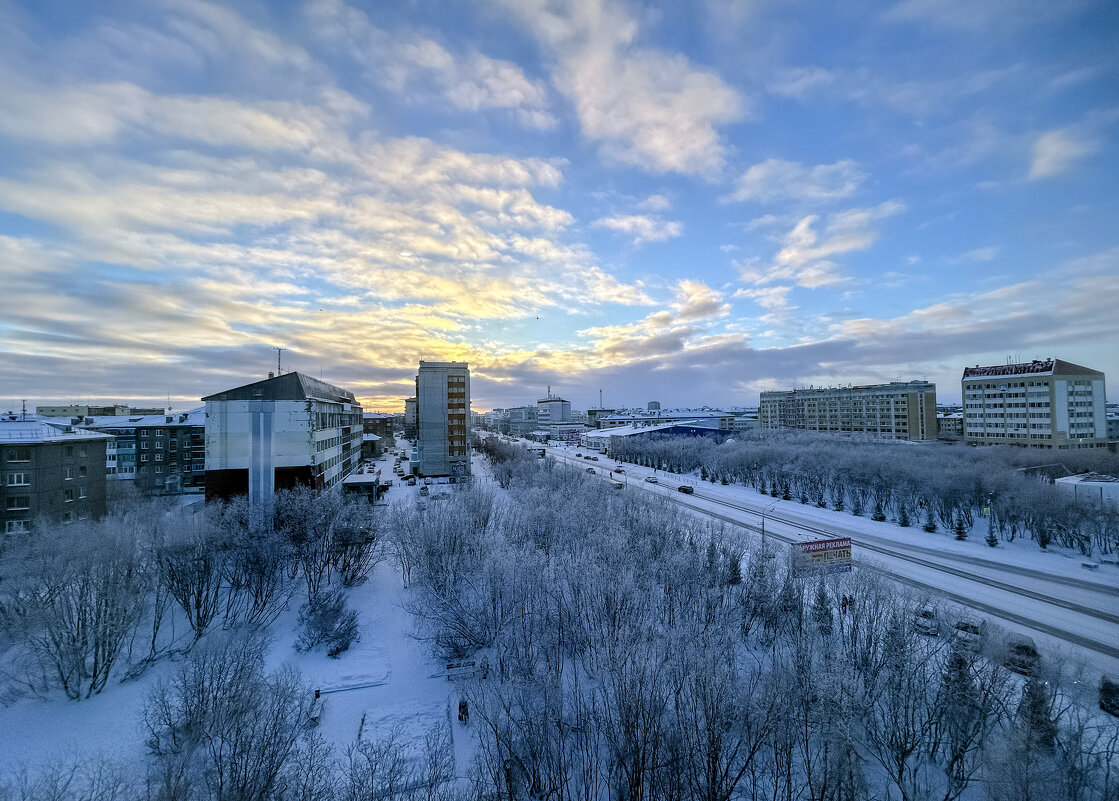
[962,359,1107,449]
[759,381,937,441]
[1,415,110,532]
[415,361,471,479]
[404,397,417,439]
[203,372,363,504]
[537,390,572,429]
[35,404,164,417]
[79,408,206,496]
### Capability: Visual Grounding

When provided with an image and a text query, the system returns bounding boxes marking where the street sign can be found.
[794,537,852,575]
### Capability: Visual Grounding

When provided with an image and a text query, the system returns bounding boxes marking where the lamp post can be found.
[761,500,779,553]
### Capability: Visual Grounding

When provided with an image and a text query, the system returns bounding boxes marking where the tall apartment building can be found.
[962,359,1107,449]
[203,372,363,504]
[404,397,417,439]
[1,415,110,532]
[759,381,937,441]
[415,361,471,479]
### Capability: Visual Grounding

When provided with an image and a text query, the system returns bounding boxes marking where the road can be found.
[541,441,1119,683]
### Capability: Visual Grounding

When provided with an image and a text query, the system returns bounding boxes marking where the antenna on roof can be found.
[275,347,286,376]
[21,399,27,421]
[599,388,603,408]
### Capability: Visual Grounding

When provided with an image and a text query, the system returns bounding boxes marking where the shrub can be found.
[298,590,359,658]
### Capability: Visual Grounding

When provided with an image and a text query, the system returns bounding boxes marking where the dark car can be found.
[1101,676,1119,718]
[586,467,596,474]
[591,456,599,461]
[1002,634,1041,676]
[576,453,582,457]
[614,468,625,474]
[677,485,694,494]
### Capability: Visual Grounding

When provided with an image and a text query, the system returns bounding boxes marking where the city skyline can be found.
[1,0,1116,412]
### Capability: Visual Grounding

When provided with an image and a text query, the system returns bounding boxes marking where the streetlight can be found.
[760,500,779,553]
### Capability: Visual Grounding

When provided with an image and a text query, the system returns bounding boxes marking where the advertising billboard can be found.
[794,537,853,575]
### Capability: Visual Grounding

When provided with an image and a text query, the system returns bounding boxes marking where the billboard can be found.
[794,537,852,575]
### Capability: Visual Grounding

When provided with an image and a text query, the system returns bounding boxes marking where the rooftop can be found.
[202,372,358,405]
[0,416,114,444]
[962,358,1103,380]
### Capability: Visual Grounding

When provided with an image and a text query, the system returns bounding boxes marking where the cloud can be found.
[957,246,999,262]
[498,0,745,176]
[592,214,683,245]
[1028,128,1098,179]
[734,285,792,310]
[768,67,835,99]
[727,159,866,204]
[305,0,555,128]
[740,201,905,288]
[637,193,672,212]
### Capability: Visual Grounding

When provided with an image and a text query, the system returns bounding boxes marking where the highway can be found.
[541,441,1119,683]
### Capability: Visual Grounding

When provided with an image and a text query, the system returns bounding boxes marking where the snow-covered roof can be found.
[80,407,205,429]
[0,416,113,443]
[362,433,381,441]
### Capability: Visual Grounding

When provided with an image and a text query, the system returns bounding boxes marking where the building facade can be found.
[361,412,396,460]
[35,404,164,418]
[600,410,736,430]
[415,361,471,479]
[537,391,572,429]
[1,416,109,532]
[404,397,417,439]
[962,359,1107,449]
[79,409,206,496]
[759,381,937,441]
[203,372,363,504]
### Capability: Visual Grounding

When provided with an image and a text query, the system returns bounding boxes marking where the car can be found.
[1101,676,1119,718]
[611,482,624,490]
[591,456,599,461]
[913,605,940,636]
[419,486,429,496]
[614,468,624,474]
[645,476,659,484]
[586,467,596,474]
[951,617,987,653]
[677,484,694,494]
[576,453,582,457]
[1002,634,1041,676]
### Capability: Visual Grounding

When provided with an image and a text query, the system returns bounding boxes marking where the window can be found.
[142,442,149,450]
[155,453,162,461]
[6,496,30,510]
[141,454,148,462]
[155,441,162,449]
[5,447,31,462]
[65,446,74,457]
[64,467,74,480]
[6,472,29,486]
[79,487,87,499]
[141,430,149,437]
[5,520,29,533]
[64,489,74,502]
[155,466,162,474]
[79,465,86,477]
[63,511,73,523]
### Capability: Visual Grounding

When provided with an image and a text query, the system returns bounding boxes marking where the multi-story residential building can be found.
[1,415,110,532]
[361,412,396,460]
[504,405,539,437]
[404,397,417,439]
[937,412,964,438]
[962,359,1107,449]
[203,372,363,504]
[78,409,206,496]
[414,361,471,479]
[759,381,937,441]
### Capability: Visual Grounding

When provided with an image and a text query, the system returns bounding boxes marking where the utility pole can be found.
[274,347,286,375]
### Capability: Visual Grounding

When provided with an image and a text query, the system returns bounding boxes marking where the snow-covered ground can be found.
[0,445,484,785]
[543,441,1119,684]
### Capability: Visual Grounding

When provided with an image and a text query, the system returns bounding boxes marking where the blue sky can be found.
[0,0,1116,412]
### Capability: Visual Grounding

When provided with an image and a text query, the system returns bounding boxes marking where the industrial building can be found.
[203,372,363,504]
[962,359,1107,449]
[759,381,937,441]
[414,361,471,479]
[1,414,110,532]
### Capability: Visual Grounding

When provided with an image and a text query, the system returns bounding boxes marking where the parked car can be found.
[591,456,599,461]
[1100,676,1119,718]
[586,467,596,474]
[576,453,582,457]
[419,485,429,496]
[677,484,694,494]
[913,605,940,636]
[951,617,987,653]
[1002,634,1041,676]
[614,468,625,474]
[611,482,624,490]
[645,476,659,484]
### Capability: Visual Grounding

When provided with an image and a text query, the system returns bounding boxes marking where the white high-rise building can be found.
[415,361,471,478]
[537,388,571,430]
[962,359,1107,449]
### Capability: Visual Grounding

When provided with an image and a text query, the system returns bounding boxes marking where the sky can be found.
[0,0,1116,413]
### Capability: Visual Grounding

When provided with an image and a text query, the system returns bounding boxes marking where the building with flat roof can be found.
[203,372,363,504]
[962,359,1107,449]
[599,410,736,430]
[415,361,471,479]
[78,408,206,496]
[537,390,572,430]
[759,381,937,441]
[1,415,110,532]
[35,404,165,418]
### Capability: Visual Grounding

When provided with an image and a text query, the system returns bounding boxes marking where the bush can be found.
[298,590,359,658]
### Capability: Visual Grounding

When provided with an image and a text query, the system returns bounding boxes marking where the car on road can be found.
[586,467,596,474]
[576,453,582,457]
[913,605,940,636]
[677,485,694,494]
[644,476,659,484]
[591,456,599,461]
[614,468,624,474]
[611,482,624,490]
[1101,676,1119,718]
[1002,634,1041,676]
[951,617,987,653]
